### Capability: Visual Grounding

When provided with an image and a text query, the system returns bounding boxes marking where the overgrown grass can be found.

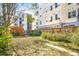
[10,37,71,56]
[41,31,79,54]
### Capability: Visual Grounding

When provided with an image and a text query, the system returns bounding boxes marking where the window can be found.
[40,21,42,24]
[77,3,79,5]
[55,3,57,8]
[68,12,71,18]
[46,11,47,13]
[68,10,76,18]
[55,14,58,20]
[78,8,79,16]
[40,15,41,17]
[19,20,22,24]
[55,14,60,20]
[19,18,23,25]
[20,18,24,21]
[50,5,53,11]
[40,8,42,10]
[50,16,53,21]
[55,3,60,8]
[35,11,38,15]
[20,18,22,20]
[68,3,72,5]
[72,10,76,17]
[77,9,79,20]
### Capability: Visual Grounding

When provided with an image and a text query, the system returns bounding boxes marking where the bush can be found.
[70,32,79,46]
[10,26,25,36]
[55,33,72,43]
[0,27,13,55]
[41,28,79,47]
[28,30,41,36]
[41,32,71,42]
[41,32,53,40]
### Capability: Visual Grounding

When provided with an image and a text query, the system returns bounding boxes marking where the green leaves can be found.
[0,27,13,55]
[27,14,35,24]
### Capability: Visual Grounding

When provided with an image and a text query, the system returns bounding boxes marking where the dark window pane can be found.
[20,21,22,24]
[40,8,42,10]
[50,16,53,21]
[68,12,71,18]
[50,5,53,11]
[68,10,76,18]
[55,14,57,20]
[55,14,60,20]
[72,10,76,17]
[40,15,41,17]
[77,3,79,5]
[55,3,60,8]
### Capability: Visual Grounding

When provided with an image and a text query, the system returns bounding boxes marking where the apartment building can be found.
[10,11,28,33]
[37,3,79,32]
[10,10,37,34]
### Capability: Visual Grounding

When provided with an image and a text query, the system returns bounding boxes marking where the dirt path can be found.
[46,43,78,56]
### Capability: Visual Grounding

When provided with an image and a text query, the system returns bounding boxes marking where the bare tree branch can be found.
[1,3,17,27]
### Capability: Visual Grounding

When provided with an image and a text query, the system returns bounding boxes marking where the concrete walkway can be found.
[46,43,78,56]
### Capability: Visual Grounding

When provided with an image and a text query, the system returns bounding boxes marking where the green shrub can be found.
[41,32,53,40]
[41,32,47,39]
[41,30,79,47]
[28,30,41,36]
[70,32,79,46]
[12,32,25,37]
[41,32,72,42]
[0,27,13,55]
[52,33,63,41]
[45,32,52,40]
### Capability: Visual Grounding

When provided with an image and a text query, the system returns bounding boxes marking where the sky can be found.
[17,3,32,11]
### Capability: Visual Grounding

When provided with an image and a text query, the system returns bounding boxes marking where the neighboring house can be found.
[37,3,79,32]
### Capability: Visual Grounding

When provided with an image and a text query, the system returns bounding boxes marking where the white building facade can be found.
[15,11,27,33]
[37,3,79,30]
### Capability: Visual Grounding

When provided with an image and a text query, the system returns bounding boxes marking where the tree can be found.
[27,14,35,24]
[27,14,35,34]
[32,3,38,10]
[32,3,38,16]
[1,3,18,27]
[0,3,18,55]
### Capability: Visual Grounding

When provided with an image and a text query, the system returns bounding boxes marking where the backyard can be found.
[8,36,78,56]
[0,3,79,56]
